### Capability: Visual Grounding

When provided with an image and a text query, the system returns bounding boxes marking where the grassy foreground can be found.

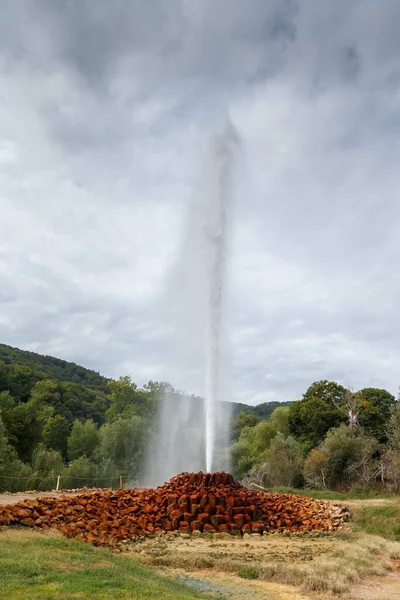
[0,529,216,600]
[1,496,400,599]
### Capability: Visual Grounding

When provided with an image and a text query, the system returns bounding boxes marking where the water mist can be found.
[145,118,239,485]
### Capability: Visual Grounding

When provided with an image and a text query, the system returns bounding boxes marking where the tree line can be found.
[0,344,398,493]
[0,357,166,491]
[232,380,400,491]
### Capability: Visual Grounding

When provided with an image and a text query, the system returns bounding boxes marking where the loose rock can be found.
[0,472,349,546]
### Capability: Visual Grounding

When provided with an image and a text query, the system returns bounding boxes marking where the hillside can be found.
[0,344,109,392]
[0,343,288,418]
[229,399,292,419]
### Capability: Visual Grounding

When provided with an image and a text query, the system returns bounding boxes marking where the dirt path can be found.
[173,570,312,600]
[0,489,101,505]
[351,570,400,600]
[173,567,400,600]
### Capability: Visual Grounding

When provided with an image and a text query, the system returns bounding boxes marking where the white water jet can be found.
[204,118,239,472]
[144,117,239,485]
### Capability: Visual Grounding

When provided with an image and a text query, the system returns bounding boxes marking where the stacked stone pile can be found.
[0,472,349,546]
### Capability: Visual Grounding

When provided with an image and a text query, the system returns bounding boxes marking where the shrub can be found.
[303,425,378,489]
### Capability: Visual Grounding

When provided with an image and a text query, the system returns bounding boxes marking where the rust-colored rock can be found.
[233,514,245,529]
[0,471,349,547]
[210,515,226,528]
[251,522,264,533]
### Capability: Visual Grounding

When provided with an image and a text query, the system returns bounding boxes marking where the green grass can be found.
[271,486,397,501]
[236,565,260,580]
[352,502,400,541]
[0,529,218,600]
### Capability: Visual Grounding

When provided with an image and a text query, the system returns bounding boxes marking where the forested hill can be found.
[0,342,289,418]
[0,342,291,490]
[1,342,398,494]
[0,343,109,392]
[231,400,293,419]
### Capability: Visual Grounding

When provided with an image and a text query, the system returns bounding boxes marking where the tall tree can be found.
[97,415,145,478]
[41,415,70,459]
[232,411,258,440]
[358,388,396,443]
[387,402,400,450]
[68,419,100,461]
[289,397,344,450]
[302,380,347,405]
[2,398,53,462]
[267,433,303,487]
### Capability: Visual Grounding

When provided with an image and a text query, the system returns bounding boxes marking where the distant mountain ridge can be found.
[0,342,291,416]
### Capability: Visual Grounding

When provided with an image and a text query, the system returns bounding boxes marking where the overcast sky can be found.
[1,1,400,405]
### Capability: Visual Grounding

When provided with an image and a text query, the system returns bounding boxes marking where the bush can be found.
[62,456,96,489]
[0,458,33,493]
[30,443,64,491]
[267,433,304,487]
[303,425,379,489]
[383,449,400,491]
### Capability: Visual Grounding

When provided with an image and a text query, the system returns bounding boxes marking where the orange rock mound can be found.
[0,471,349,546]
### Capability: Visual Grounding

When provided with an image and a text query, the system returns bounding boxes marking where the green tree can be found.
[6,364,45,402]
[141,380,175,419]
[302,380,346,405]
[29,379,108,425]
[106,376,139,421]
[383,449,400,491]
[30,443,64,490]
[0,415,33,493]
[63,456,96,489]
[269,406,290,437]
[231,420,278,478]
[41,415,70,459]
[68,419,100,461]
[96,415,145,478]
[267,433,304,487]
[358,388,396,443]
[0,415,12,466]
[289,397,344,450]
[0,391,15,411]
[232,411,258,440]
[231,436,256,479]
[2,398,53,462]
[387,402,400,450]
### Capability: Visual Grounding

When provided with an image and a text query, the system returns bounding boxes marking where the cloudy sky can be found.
[1,1,400,405]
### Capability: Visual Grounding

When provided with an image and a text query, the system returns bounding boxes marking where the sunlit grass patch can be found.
[0,529,217,600]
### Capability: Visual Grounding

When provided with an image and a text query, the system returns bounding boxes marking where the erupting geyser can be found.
[204,118,239,472]
[145,118,239,484]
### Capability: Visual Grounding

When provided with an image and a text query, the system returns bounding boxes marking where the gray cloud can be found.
[1,1,400,404]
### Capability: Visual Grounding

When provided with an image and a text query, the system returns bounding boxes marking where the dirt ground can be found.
[0,489,102,505]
